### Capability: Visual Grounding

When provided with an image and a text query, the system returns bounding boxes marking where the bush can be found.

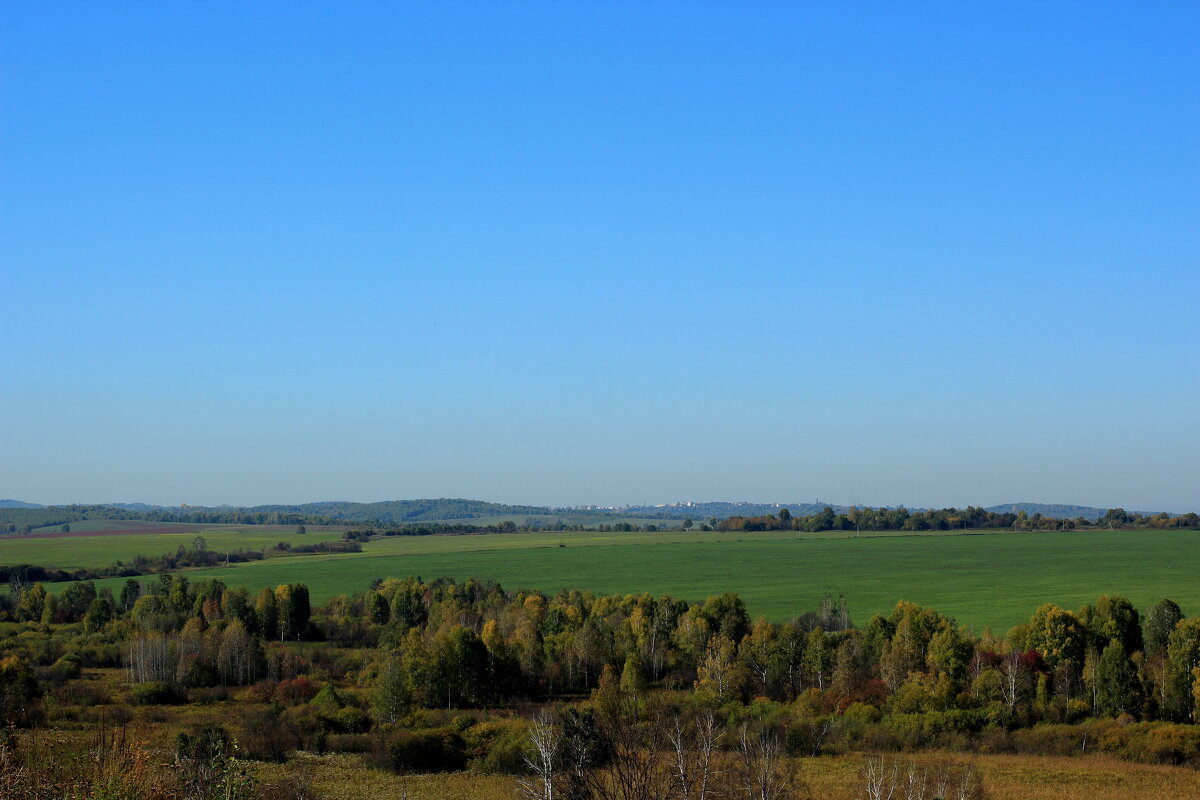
[50,681,110,708]
[240,680,278,704]
[189,686,230,704]
[843,702,883,724]
[129,681,184,706]
[240,709,294,762]
[319,706,372,734]
[464,719,530,775]
[76,642,122,668]
[383,727,466,774]
[785,716,833,757]
[1011,723,1086,757]
[883,710,986,750]
[325,733,374,753]
[175,654,218,688]
[47,654,82,682]
[277,677,318,705]
[1109,722,1200,766]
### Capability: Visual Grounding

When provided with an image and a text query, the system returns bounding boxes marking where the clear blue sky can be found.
[2,2,1197,511]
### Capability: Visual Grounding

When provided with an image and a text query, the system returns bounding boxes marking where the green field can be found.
[0,523,345,568]
[20,526,1200,632]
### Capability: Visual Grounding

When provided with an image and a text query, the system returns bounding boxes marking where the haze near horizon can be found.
[2,2,1197,511]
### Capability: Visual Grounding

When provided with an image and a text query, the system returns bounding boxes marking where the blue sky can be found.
[2,2,1197,510]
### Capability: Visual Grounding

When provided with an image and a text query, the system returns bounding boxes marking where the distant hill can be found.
[620,502,853,520]
[104,502,167,512]
[983,503,1169,523]
[4,497,1187,531]
[1,498,563,533]
[246,498,553,525]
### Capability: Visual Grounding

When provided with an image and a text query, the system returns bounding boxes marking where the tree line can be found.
[716,506,1200,533]
[3,574,1199,755]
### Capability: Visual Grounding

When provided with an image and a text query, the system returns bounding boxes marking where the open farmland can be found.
[0,523,345,568]
[27,526,1200,632]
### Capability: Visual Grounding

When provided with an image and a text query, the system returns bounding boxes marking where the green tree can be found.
[59,581,97,622]
[274,584,294,641]
[216,619,261,685]
[926,624,973,683]
[1091,595,1143,655]
[131,594,172,631]
[619,651,647,698]
[365,589,389,625]
[40,593,58,626]
[701,592,750,642]
[441,625,489,706]
[16,583,46,623]
[697,634,743,703]
[1167,618,1200,721]
[221,586,254,631]
[287,583,311,639]
[84,595,114,632]
[120,578,143,613]
[1144,599,1183,656]
[168,575,191,615]
[1097,639,1142,716]
[255,587,278,641]
[1025,604,1085,670]
[390,581,426,630]
[371,654,411,725]
[803,629,833,691]
[829,633,865,703]
[0,657,42,727]
[1101,508,1129,526]
[771,622,807,700]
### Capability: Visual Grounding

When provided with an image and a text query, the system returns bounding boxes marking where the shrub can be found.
[240,680,279,704]
[319,705,372,734]
[464,719,530,775]
[175,726,256,800]
[325,733,374,753]
[240,709,294,762]
[175,654,218,688]
[0,657,42,727]
[129,681,184,706]
[277,677,318,705]
[1111,722,1200,766]
[51,681,110,708]
[47,653,83,682]
[843,702,883,724]
[189,686,230,704]
[785,716,833,756]
[383,727,466,774]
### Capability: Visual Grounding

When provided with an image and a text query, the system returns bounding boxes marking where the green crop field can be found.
[0,523,345,568]
[22,527,1200,632]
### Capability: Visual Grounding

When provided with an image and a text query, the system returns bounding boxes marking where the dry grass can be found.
[254,753,514,800]
[248,750,1200,800]
[969,752,1200,800]
[794,752,1200,800]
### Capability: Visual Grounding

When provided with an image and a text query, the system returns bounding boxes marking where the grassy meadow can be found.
[19,663,1200,800]
[0,522,346,568]
[14,526,1200,631]
[252,750,1200,800]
